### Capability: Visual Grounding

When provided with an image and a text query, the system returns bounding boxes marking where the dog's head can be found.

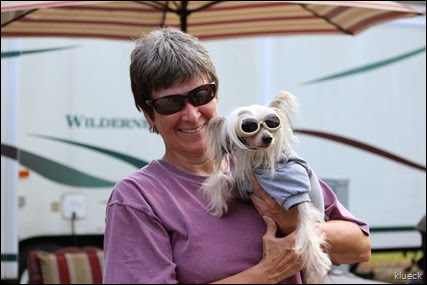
[233,105,281,150]
[206,91,299,171]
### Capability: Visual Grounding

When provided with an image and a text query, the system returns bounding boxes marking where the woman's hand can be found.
[248,171,299,235]
[258,216,303,283]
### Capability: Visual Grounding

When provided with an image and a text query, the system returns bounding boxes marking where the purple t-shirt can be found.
[103,159,369,284]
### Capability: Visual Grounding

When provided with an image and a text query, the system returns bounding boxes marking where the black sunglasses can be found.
[236,114,281,137]
[146,82,216,115]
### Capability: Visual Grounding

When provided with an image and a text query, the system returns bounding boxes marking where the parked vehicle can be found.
[2,14,425,283]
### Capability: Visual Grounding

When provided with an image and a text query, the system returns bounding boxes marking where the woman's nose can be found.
[181,100,200,122]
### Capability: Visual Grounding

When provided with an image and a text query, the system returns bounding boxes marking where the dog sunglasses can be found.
[236,114,281,137]
[145,82,216,115]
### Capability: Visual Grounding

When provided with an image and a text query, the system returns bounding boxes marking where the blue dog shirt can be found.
[237,151,324,214]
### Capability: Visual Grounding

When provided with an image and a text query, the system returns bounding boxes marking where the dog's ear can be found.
[269,91,299,118]
[206,116,229,171]
[269,91,299,156]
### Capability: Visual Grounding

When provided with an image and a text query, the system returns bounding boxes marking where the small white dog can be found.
[202,91,331,284]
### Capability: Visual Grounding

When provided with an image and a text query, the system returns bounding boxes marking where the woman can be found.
[103,27,371,284]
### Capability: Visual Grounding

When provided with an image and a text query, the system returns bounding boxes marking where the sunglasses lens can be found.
[264,115,280,129]
[241,120,259,133]
[189,85,215,106]
[190,90,213,106]
[154,96,183,115]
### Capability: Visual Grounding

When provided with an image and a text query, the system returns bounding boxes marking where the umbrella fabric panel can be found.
[1,1,422,41]
[1,2,169,40]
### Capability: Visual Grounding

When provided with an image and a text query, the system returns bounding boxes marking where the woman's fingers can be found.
[248,171,299,235]
[262,216,277,236]
[260,219,303,282]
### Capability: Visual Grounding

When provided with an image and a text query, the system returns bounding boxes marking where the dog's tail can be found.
[202,173,234,217]
[294,203,331,284]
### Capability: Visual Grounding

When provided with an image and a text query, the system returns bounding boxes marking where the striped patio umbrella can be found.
[1,1,423,41]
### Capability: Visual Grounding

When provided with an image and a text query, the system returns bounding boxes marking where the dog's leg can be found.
[294,203,331,284]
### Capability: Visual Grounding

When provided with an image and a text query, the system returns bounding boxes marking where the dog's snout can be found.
[262,136,273,145]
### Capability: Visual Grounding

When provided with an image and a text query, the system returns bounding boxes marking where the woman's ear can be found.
[143,111,158,134]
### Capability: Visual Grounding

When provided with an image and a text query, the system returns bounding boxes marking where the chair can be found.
[27,246,103,284]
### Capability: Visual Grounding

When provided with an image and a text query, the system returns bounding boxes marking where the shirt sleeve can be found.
[255,161,312,211]
[320,179,370,236]
[103,180,178,284]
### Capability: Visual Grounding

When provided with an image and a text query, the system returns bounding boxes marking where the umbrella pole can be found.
[178,1,222,33]
[179,1,188,32]
[180,14,187,32]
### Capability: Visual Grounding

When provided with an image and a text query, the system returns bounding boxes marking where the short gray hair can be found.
[130,27,219,119]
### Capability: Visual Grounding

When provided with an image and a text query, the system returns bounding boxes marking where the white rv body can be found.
[1,14,425,281]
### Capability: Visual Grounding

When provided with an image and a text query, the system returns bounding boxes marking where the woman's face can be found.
[146,77,218,159]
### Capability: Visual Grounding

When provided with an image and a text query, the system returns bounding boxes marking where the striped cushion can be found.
[37,249,103,284]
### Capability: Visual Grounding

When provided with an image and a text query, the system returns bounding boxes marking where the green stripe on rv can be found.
[30,134,148,169]
[370,226,417,233]
[303,46,426,85]
[1,254,17,262]
[1,46,77,58]
[20,150,116,187]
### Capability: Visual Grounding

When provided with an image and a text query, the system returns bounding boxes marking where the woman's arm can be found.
[319,220,371,264]
[248,172,371,265]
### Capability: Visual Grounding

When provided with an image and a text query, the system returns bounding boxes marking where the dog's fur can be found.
[202,91,331,284]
